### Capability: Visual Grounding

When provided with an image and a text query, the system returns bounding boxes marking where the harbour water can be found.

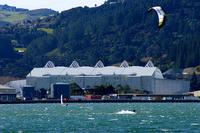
[0,103,200,132]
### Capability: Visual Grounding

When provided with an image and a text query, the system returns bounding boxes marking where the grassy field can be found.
[46,48,64,57]
[0,11,27,23]
[37,28,54,34]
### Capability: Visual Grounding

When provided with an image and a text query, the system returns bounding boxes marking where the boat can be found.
[60,94,67,106]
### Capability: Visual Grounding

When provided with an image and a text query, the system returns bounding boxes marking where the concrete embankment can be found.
[0,99,200,104]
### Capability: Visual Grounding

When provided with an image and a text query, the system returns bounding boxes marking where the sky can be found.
[0,0,106,12]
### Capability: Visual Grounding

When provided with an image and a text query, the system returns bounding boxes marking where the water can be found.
[0,103,200,132]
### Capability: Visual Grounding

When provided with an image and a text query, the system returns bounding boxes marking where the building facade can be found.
[0,85,16,102]
[26,60,190,94]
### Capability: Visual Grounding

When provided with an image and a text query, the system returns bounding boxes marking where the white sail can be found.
[60,94,64,105]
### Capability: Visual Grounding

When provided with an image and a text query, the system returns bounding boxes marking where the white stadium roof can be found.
[27,60,163,78]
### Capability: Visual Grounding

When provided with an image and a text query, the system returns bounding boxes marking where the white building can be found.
[26,60,190,94]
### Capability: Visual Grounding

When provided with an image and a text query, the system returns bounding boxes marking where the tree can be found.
[190,72,198,91]
[70,83,84,95]
[1,0,200,77]
[115,85,131,94]
[0,36,15,58]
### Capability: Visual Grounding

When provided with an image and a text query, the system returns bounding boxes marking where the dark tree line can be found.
[0,0,199,78]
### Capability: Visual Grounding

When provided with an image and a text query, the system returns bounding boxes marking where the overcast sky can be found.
[0,0,106,12]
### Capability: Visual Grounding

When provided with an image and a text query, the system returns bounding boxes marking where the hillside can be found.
[0,0,199,77]
[0,4,57,26]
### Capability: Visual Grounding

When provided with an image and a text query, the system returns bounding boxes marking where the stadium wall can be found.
[26,75,190,95]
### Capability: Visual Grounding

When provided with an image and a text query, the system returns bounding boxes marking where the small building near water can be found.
[0,85,16,102]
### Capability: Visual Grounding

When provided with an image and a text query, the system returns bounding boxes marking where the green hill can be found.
[0,10,26,23]
[0,0,199,77]
[0,4,57,26]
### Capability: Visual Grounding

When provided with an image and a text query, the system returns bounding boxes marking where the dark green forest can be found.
[0,0,200,77]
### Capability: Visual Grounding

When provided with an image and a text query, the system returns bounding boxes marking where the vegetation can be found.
[37,28,54,34]
[84,84,148,95]
[0,5,57,26]
[0,10,26,23]
[0,0,199,85]
[190,73,200,91]
[86,85,115,95]
[115,85,131,94]
[70,83,84,95]
[27,9,57,17]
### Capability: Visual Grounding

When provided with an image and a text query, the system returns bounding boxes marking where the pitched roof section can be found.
[120,60,129,68]
[27,66,162,78]
[44,61,55,68]
[27,60,163,79]
[94,60,104,68]
[145,60,154,67]
[69,61,80,68]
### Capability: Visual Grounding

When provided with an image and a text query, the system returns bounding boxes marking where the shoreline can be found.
[1,99,200,104]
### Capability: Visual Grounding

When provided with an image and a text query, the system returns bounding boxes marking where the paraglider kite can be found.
[148,6,166,28]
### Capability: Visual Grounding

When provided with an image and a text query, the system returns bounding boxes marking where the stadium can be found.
[26,60,190,94]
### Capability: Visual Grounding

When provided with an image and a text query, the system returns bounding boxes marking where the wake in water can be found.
[115,110,136,115]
